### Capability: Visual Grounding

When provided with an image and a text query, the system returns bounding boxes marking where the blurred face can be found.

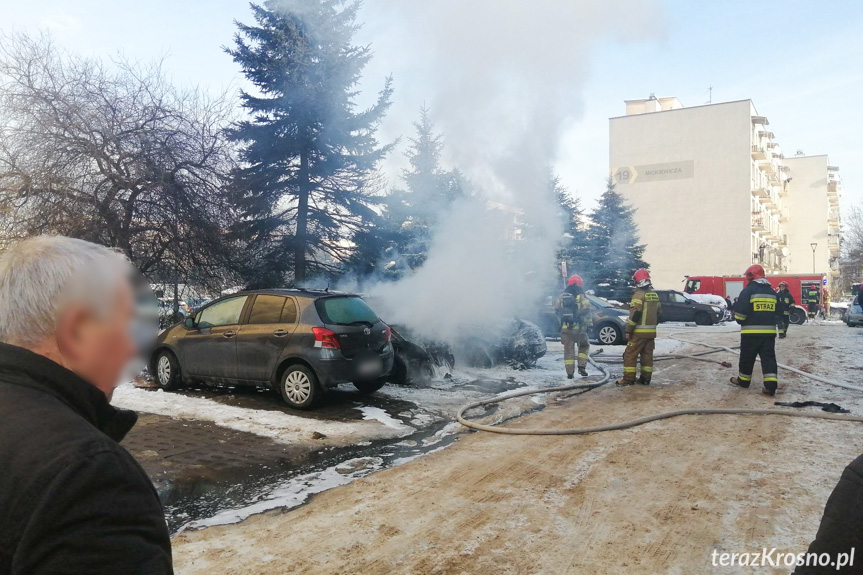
[55,278,137,399]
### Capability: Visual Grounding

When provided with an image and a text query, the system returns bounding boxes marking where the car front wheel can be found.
[279,364,321,410]
[596,323,623,345]
[694,312,713,326]
[154,350,182,391]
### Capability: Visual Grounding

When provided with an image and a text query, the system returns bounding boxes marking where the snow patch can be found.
[357,406,413,432]
[112,384,414,444]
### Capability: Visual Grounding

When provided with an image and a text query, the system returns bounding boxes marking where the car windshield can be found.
[316,296,380,325]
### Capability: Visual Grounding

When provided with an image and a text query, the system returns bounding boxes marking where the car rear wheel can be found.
[694,312,713,326]
[154,350,182,391]
[596,323,622,345]
[279,365,321,410]
[354,379,387,395]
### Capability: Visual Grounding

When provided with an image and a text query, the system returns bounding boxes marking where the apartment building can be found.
[608,95,841,290]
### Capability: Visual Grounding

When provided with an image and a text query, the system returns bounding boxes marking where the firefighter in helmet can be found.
[555,275,592,378]
[617,269,661,386]
[775,281,794,338]
[730,264,781,396]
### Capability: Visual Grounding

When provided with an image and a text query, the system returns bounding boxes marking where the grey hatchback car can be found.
[150,289,394,409]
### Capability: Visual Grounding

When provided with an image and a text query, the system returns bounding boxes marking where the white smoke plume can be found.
[353,1,664,341]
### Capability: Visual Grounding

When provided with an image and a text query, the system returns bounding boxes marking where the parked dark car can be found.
[584,294,629,345]
[655,290,722,325]
[844,298,863,327]
[150,289,394,409]
[535,293,628,345]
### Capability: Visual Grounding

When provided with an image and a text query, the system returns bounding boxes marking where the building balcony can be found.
[829,210,840,222]
[751,186,770,198]
[752,216,766,231]
[752,115,769,125]
[828,181,839,194]
[751,146,767,161]
[757,159,775,174]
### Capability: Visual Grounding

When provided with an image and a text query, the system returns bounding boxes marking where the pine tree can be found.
[387,106,464,269]
[584,178,648,301]
[348,105,463,278]
[227,0,394,285]
[552,173,590,285]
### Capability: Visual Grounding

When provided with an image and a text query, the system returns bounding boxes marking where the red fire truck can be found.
[684,274,825,325]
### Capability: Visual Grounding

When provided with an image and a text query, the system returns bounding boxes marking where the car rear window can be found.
[316,296,379,325]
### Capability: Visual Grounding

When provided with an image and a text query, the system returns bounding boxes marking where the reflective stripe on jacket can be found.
[734,280,781,337]
[626,287,661,339]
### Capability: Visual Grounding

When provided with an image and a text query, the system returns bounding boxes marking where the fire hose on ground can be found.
[456,335,863,436]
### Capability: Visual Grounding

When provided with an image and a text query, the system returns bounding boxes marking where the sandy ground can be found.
[171,323,863,574]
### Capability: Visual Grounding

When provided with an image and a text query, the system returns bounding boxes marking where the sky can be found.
[2,0,861,211]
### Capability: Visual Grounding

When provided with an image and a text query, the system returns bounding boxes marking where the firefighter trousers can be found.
[561,329,589,376]
[777,315,790,336]
[622,336,655,383]
[738,335,778,393]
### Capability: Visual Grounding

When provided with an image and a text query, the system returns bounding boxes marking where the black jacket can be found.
[733,280,781,336]
[0,343,173,575]
[777,288,795,315]
[795,454,863,574]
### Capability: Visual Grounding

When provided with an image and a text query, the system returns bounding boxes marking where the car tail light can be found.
[384,325,391,343]
[312,327,340,349]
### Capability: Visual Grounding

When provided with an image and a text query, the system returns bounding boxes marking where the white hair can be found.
[0,235,130,347]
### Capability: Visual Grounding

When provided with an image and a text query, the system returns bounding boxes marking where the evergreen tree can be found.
[552,172,590,284]
[227,0,394,285]
[347,105,463,278]
[584,178,648,300]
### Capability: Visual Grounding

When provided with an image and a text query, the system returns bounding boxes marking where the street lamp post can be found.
[810,242,818,273]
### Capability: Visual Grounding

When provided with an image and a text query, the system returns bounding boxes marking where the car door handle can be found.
[272,329,288,337]
[222,330,237,339]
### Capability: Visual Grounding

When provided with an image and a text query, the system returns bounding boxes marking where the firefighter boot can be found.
[638,376,651,385]
[578,367,588,377]
[615,378,634,387]
[729,376,750,389]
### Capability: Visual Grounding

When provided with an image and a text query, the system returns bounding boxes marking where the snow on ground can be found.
[114,331,694,447]
[112,383,415,445]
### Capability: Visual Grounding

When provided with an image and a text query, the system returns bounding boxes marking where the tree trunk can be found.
[294,150,310,283]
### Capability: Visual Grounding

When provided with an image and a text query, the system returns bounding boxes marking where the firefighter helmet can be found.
[567,275,583,287]
[633,268,651,287]
[778,281,788,289]
[744,264,765,281]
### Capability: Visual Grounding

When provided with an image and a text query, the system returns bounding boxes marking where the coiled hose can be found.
[456,337,863,436]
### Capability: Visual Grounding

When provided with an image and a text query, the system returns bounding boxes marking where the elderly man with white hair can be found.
[0,236,173,575]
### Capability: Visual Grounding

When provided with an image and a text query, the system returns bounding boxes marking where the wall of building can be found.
[609,100,753,290]
[783,155,837,276]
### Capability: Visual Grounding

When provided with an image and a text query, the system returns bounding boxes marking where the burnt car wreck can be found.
[384,319,547,384]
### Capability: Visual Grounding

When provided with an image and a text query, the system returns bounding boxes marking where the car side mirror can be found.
[184,317,196,329]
